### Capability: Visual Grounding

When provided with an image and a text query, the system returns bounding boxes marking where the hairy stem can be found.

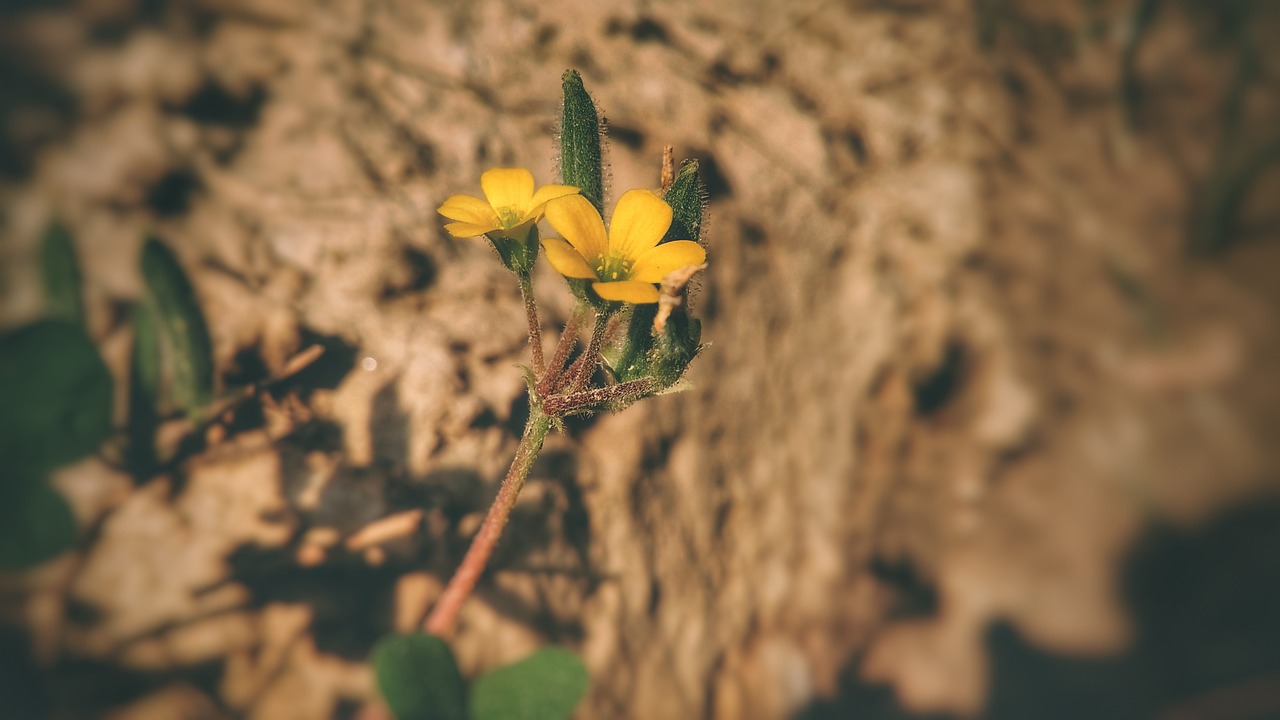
[564,310,611,394]
[518,273,544,376]
[542,377,655,416]
[424,408,552,635]
[537,302,587,398]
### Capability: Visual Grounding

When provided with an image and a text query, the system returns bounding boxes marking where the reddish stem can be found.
[424,408,552,636]
[518,273,544,376]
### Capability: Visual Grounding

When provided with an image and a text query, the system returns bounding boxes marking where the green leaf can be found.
[40,220,84,326]
[372,632,467,720]
[0,478,78,570]
[662,159,705,245]
[560,69,605,214]
[126,302,161,474]
[470,646,589,720]
[0,320,113,476]
[141,238,214,416]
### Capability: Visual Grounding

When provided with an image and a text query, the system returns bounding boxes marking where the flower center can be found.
[496,206,522,229]
[596,254,634,282]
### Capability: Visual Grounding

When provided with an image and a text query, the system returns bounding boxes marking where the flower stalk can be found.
[425,70,708,635]
[424,407,552,635]
[517,272,545,376]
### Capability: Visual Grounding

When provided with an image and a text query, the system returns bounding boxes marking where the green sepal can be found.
[488,224,540,276]
[649,309,702,388]
[602,303,656,383]
[662,159,705,245]
[40,220,84,326]
[559,69,605,215]
[140,237,214,417]
[602,302,701,391]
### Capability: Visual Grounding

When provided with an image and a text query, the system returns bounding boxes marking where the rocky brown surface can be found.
[2,0,1278,718]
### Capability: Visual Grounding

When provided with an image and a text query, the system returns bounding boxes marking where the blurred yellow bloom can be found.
[542,190,706,304]
[437,168,578,239]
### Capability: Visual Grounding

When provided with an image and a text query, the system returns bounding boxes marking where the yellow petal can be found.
[481,167,535,211]
[524,184,581,220]
[545,194,607,264]
[592,280,660,304]
[438,194,500,226]
[542,238,597,279]
[630,241,707,283]
[444,221,499,238]
[608,189,672,260]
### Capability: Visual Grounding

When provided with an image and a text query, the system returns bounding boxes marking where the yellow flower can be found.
[437,167,579,239]
[541,190,706,304]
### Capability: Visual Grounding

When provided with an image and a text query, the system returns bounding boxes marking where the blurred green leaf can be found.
[126,302,161,474]
[40,220,84,326]
[372,632,467,720]
[0,478,78,570]
[141,238,214,416]
[470,646,589,720]
[0,320,113,476]
[560,69,605,214]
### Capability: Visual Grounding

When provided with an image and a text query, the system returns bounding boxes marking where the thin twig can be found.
[424,408,552,635]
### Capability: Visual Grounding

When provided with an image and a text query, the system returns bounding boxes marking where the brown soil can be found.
[2,1,1278,719]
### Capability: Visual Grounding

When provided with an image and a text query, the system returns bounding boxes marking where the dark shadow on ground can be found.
[800,496,1280,720]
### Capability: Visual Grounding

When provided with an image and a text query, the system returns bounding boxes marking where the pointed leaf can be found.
[141,238,214,416]
[470,646,589,720]
[126,302,161,474]
[371,633,467,720]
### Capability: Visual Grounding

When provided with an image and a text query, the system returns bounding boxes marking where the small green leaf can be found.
[560,70,605,215]
[0,320,113,476]
[141,238,214,416]
[40,220,84,326]
[372,632,467,720]
[0,478,78,570]
[662,159,705,245]
[470,646,589,720]
[126,302,161,474]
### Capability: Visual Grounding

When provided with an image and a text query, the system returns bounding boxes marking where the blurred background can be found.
[1,0,1278,718]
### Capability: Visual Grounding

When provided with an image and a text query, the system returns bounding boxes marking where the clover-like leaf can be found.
[469,646,589,720]
[372,632,467,720]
